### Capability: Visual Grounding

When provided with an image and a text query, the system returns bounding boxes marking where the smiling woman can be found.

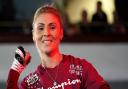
[32,6,63,60]
[7,4,110,89]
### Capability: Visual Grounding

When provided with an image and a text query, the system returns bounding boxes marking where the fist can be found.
[11,46,31,73]
[15,46,31,66]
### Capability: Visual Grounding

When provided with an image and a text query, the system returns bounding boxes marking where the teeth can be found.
[43,40,51,44]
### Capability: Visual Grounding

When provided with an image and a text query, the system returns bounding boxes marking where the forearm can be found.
[6,69,20,89]
[6,46,31,89]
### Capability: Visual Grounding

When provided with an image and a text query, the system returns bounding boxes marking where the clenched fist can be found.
[11,46,31,73]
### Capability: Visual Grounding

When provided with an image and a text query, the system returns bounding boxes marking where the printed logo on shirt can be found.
[25,73,42,89]
[47,78,81,89]
[69,64,83,76]
[26,74,39,85]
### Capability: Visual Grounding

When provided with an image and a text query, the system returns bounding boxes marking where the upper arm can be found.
[82,61,110,89]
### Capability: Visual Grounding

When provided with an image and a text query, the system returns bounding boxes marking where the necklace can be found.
[43,55,63,86]
[44,65,59,86]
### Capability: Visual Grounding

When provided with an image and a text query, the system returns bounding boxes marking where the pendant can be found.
[53,81,57,86]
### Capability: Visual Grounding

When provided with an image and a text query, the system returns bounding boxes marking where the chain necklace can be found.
[43,55,63,86]
[44,64,59,86]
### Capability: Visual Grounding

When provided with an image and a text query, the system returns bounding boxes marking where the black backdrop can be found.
[115,0,128,23]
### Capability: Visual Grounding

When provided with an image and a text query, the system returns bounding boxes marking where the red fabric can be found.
[7,54,110,89]
[6,69,20,89]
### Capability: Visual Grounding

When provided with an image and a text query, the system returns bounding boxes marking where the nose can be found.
[43,27,50,36]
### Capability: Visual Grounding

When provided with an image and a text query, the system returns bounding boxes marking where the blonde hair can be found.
[32,5,62,27]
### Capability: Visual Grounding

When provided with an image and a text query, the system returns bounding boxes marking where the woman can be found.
[7,5,110,89]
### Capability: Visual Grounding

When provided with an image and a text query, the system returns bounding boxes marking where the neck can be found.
[40,49,63,68]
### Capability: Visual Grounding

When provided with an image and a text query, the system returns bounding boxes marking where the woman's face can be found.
[33,13,63,54]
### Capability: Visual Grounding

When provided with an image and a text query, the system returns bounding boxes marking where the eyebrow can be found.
[37,22,56,27]
[49,23,56,26]
[38,23,44,26]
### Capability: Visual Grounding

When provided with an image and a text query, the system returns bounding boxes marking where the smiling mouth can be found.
[42,40,52,44]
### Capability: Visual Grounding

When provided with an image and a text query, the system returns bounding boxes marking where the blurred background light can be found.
[65,0,115,24]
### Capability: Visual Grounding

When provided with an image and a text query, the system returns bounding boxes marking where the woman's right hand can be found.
[11,46,31,73]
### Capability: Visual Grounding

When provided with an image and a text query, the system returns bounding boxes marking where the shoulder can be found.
[63,54,97,77]
[92,13,98,17]
[63,54,91,67]
[102,11,107,16]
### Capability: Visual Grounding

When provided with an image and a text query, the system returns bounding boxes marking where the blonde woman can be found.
[7,5,110,89]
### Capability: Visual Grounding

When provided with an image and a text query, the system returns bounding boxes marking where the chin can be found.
[38,44,58,54]
[42,47,53,54]
[44,49,51,54]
